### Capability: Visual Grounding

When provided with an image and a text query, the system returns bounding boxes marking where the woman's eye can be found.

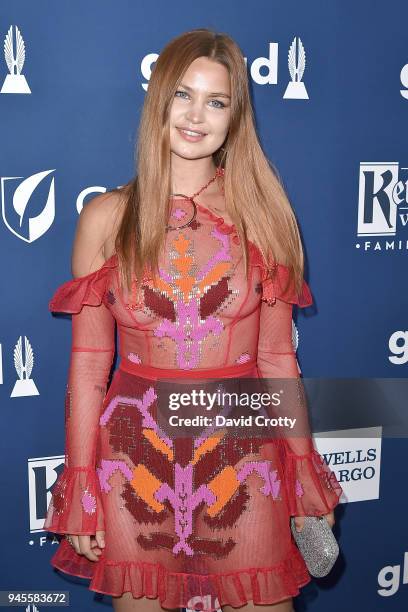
[209,99,225,109]
[174,91,225,109]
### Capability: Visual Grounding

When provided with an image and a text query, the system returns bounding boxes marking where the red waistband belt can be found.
[119,357,258,380]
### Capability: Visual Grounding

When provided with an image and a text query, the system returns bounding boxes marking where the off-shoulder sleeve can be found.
[255,259,343,517]
[44,256,116,535]
[259,260,313,309]
[48,254,118,314]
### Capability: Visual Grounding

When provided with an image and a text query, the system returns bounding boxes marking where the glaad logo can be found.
[1,169,55,242]
[388,331,408,365]
[378,552,408,597]
[140,44,278,91]
[1,25,31,94]
[29,455,64,533]
[10,336,39,398]
[283,37,309,99]
[141,38,308,99]
[356,162,408,251]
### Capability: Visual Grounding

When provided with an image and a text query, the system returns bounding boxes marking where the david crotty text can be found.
[168,414,297,429]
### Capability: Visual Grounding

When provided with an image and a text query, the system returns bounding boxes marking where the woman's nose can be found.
[185,100,206,123]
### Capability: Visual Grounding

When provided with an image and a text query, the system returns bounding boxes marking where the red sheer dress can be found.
[44,188,343,611]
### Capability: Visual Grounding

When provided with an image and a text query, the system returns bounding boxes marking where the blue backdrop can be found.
[1,1,407,610]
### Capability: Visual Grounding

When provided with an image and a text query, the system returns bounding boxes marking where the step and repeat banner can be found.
[1,1,407,611]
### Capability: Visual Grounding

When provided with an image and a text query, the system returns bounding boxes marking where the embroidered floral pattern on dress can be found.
[97,459,133,493]
[97,385,286,559]
[141,229,239,369]
[172,207,187,221]
[43,172,343,610]
[236,352,251,364]
[295,479,304,498]
[81,489,97,514]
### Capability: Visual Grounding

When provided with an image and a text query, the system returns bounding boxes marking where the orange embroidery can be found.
[142,428,174,461]
[206,466,240,517]
[130,464,164,512]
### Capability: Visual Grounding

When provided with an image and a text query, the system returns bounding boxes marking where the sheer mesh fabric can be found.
[256,298,341,517]
[44,300,115,535]
[44,196,342,611]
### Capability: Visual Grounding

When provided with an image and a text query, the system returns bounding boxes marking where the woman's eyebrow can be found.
[179,83,231,99]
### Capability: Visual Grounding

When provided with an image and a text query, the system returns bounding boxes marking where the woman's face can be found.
[169,56,231,163]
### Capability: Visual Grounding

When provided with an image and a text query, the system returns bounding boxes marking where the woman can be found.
[44,28,342,612]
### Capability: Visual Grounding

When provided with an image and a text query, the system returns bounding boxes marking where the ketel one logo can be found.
[1,170,55,242]
[357,162,408,242]
[28,455,64,532]
[1,25,31,94]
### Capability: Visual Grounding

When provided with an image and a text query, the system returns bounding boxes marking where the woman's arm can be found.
[44,196,116,535]
[256,295,343,517]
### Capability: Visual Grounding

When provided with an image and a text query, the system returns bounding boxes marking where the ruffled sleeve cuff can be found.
[44,466,105,535]
[282,445,343,516]
[49,253,118,314]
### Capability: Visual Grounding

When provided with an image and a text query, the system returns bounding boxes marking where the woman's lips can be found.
[177,127,207,142]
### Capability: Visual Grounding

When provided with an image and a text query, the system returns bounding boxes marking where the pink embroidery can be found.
[81,489,97,514]
[151,228,235,369]
[99,387,175,449]
[295,479,304,497]
[128,352,141,363]
[97,459,134,494]
[198,227,232,275]
[236,352,251,364]
[237,461,281,500]
[98,389,284,558]
[172,208,186,220]
[155,463,216,556]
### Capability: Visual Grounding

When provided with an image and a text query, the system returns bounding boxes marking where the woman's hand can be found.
[293,511,335,532]
[66,530,105,561]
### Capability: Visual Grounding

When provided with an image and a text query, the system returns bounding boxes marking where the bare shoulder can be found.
[71,189,126,278]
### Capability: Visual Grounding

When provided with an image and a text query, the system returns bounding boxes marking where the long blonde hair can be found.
[111,28,307,299]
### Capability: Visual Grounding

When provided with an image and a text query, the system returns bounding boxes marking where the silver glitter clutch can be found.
[290,516,339,577]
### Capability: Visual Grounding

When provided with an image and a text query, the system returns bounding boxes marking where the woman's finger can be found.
[78,535,100,562]
[293,515,305,532]
[95,530,106,550]
[70,535,81,555]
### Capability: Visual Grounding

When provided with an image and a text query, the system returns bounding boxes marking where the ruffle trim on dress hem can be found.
[50,538,311,611]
